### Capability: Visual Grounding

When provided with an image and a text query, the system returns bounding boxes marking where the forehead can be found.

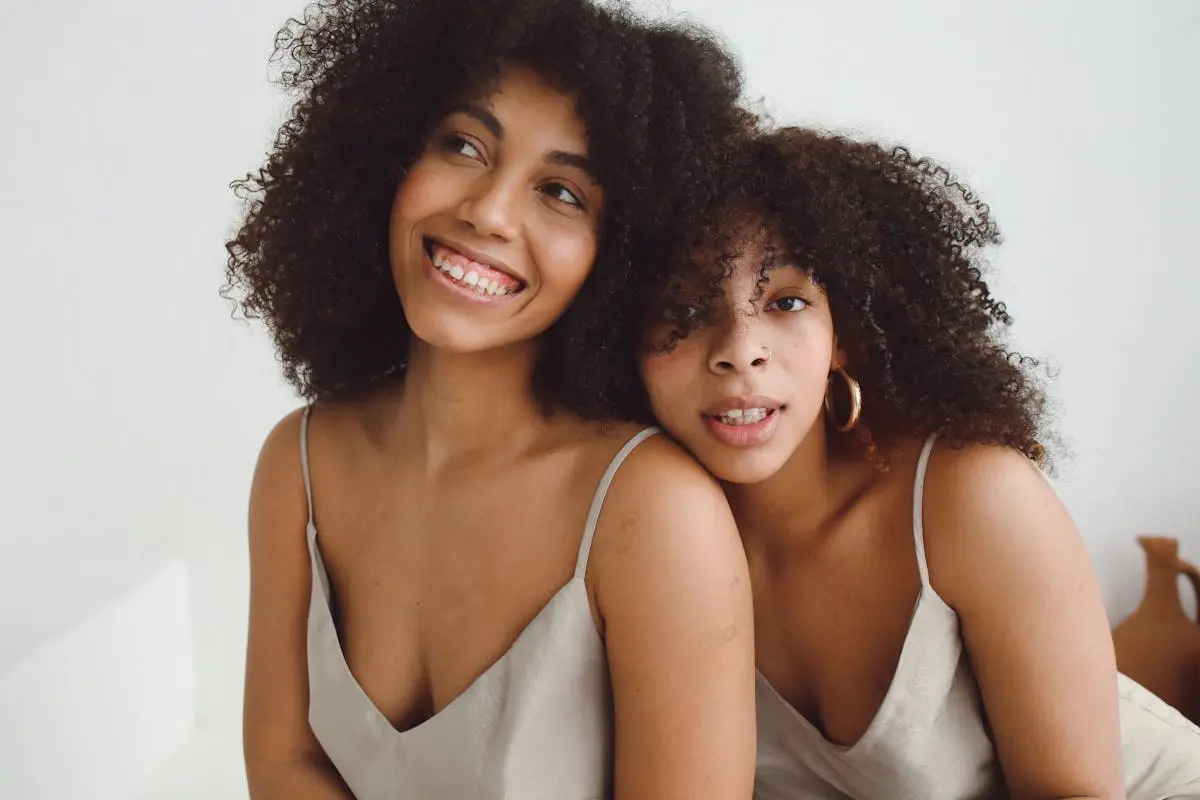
[465,65,587,141]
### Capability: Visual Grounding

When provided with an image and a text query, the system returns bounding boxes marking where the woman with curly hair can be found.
[639,127,1200,799]
[225,0,759,797]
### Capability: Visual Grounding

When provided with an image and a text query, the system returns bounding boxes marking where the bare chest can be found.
[751,517,922,747]
[317,461,593,732]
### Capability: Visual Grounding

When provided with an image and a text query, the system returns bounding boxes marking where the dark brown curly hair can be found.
[223,0,750,422]
[654,125,1051,466]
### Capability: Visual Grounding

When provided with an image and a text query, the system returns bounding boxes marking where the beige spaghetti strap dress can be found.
[754,435,1200,799]
[300,407,659,799]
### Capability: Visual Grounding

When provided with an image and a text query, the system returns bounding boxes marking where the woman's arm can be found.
[243,410,354,800]
[927,444,1123,800]
[592,437,758,800]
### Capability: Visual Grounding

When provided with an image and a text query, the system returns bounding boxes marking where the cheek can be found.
[391,158,450,223]
[775,330,836,404]
[529,220,597,295]
[639,344,702,417]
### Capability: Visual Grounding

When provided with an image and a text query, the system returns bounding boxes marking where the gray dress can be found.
[300,407,659,799]
[754,434,1200,799]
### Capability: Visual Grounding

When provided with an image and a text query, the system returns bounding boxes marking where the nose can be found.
[457,172,521,242]
[708,316,771,374]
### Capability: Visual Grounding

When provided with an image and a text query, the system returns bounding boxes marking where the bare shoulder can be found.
[249,406,312,519]
[919,440,1085,608]
[249,401,369,541]
[921,440,1063,542]
[257,405,309,461]
[585,429,757,796]
[594,429,739,550]
[916,447,1122,794]
[567,421,734,527]
[588,429,746,616]
[923,440,1049,513]
[603,425,730,499]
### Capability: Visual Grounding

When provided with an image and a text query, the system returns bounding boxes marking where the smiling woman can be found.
[390,66,605,356]
[223,0,758,799]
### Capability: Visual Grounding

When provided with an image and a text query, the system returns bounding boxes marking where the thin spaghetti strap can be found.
[912,433,939,587]
[299,406,315,531]
[574,427,661,579]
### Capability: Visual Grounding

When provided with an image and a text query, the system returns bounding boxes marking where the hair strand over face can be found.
[653,126,1054,467]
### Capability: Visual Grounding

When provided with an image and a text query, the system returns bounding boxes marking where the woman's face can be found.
[389,65,605,354]
[640,234,839,484]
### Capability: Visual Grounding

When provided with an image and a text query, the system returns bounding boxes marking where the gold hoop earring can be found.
[824,366,862,432]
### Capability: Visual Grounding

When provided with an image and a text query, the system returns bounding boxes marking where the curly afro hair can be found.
[655,125,1051,466]
[222,0,751,423]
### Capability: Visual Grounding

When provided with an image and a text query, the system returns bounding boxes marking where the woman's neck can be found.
[391,337,556,472]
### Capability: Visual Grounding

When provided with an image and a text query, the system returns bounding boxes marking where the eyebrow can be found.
[445,102,600,186]
[449,103,504,139]
[546,151,599,185]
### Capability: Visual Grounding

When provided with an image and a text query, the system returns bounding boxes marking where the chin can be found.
[398,282,535,356]
[401,304,482,351]
[708,457,787,485]
[682,439,790,485]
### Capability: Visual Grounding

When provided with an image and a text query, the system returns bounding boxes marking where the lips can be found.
[701,395,783,417]
[422,236,525,290]
[700,395,785,448]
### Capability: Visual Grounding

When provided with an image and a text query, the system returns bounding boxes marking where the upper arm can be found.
[592,438,757,800]
[927,445,1123,800]
[243,409,335,788]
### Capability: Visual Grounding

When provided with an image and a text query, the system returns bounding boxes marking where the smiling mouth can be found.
[705,407,779,426]
[423,238,526,297]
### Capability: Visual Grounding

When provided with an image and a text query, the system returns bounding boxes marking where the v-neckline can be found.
[307,523,597,740]
[755,587,955,755]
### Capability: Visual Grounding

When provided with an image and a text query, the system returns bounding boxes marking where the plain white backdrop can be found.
[1,0,1196,735]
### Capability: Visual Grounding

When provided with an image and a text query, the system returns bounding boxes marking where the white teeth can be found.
[436,260,513,296]
[716,407,770,425]
[431,245,519,296]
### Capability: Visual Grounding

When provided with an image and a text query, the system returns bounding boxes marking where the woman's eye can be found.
[769,295,809,313]
[541,182,583,208]
[442,134,482,160]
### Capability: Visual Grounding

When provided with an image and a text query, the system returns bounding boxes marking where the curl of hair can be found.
[223,0,751,422]
[661,126,1052,466]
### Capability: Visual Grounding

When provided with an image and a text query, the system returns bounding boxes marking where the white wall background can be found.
[1,0,1196,741]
